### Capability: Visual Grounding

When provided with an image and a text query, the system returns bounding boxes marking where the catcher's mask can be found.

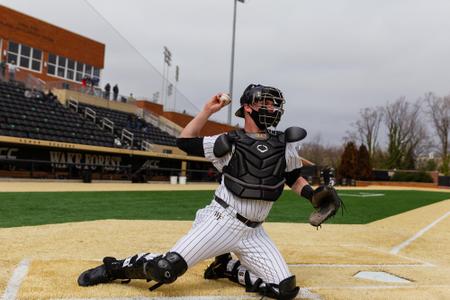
[235,84,285,130]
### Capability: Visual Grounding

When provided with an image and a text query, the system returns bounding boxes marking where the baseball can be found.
[219,93,232,106]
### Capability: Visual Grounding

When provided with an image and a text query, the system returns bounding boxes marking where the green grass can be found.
[0,190,448,228]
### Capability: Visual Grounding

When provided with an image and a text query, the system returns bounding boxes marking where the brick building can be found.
[0,5,104,86]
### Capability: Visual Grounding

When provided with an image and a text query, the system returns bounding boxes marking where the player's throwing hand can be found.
[204,93,230,114]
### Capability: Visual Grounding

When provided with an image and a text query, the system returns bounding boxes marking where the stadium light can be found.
[174,65,180,111]
[228,0,245,124]
[161,46,172,109]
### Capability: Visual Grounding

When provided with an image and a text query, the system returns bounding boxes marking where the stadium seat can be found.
[0,81,114,147]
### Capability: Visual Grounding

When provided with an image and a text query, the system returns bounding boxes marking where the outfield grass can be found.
[0,190,448,228]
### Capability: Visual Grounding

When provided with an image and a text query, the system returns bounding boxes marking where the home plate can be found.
[354,271,411,283]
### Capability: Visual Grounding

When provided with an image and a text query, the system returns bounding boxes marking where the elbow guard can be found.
[284,168,302,187]
[213,134,232,157]
[285,127,307,142]
[176,137,205,156]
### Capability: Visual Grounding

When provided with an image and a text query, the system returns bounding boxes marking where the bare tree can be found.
[349,107,383,159]
[299,134,343,169]
[384,97,427,169]
[424,92,450,174]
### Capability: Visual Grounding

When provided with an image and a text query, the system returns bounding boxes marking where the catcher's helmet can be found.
[235,84,285,129]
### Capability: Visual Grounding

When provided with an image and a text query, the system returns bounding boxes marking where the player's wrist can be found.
[300,185,313,202]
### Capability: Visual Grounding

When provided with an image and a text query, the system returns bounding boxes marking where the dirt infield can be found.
[0,182,449,299]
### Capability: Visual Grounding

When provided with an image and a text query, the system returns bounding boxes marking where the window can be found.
[47,64,55,75]
[48,54,56,64]
[46,54,102,83]
[84,64,92,78]
[47,53,57,75]
[31,49,42,71]
[7,53,17,64]
[7,41,18,64]
[67,59,75,80]
[7,41,42,72]
[8,41,19,53]
[21,45,30,57]
[19,57,29,68]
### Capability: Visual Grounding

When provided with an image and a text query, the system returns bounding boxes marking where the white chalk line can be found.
[305,284,450,290]
[288,263,431,268]
[0,259,321,300]
[53,290,321,300]
[363,245,435,267]
[338,193,385,198]
[56,297,263,300]
[1,258,30,300]
[390,210,450,254]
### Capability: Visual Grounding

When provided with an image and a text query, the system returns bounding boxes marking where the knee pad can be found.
[264,275,299,300]
[110,253,157,280]
[144,252,188,284]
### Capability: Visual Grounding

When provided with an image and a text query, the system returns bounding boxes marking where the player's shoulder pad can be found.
[284,127,307,142]
[214,132,234,157]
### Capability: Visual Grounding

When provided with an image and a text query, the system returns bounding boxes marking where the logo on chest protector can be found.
[256,144,269,153]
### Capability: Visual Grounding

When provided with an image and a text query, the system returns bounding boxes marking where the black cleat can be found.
[204,253,232,280]
[78,257,121,287]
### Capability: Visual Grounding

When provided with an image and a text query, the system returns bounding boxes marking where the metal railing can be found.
[84,107,96,122]
[101,117,114,133]
[141,140,154,151]
[67,98,79,112]
[142,109,181,137]
[121,128,134,147]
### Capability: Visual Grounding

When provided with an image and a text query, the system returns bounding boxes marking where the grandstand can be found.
[0,81,115,147]
[74,101,177,148]
[0,5,238,182]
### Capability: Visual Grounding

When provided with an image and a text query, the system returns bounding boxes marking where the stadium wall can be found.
[0,136,211,181]
[0,5,104,85]
[54,89,137,114]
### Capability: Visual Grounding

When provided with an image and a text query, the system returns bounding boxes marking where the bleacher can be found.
[0,81,115,147]
[76,102,177,148]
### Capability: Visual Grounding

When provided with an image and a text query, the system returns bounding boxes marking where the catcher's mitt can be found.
[309,186,343,227]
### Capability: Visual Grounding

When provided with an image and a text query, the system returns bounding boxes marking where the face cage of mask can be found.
[250,95,285,132]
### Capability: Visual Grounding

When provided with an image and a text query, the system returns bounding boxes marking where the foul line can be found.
[1,259,30,300]
[338,193,384,198]
[57,289,321,300]
[390,210,450,254]
[288,263,430,268]
[304,284,450,290]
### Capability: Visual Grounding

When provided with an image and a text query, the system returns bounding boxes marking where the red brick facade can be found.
[0,5,104,85]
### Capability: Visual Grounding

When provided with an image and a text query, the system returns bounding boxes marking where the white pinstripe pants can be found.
[170,200,292,285]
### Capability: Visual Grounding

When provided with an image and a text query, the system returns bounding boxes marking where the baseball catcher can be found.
[77,84,342,299]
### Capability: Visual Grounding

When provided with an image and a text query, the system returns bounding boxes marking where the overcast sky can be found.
[2,0,450,145]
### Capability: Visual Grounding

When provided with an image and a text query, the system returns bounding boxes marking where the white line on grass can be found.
[1,259,30,300]
[390,210,450,254]
[338,193,385,198]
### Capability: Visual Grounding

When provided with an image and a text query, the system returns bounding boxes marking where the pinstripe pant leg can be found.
[236,225,292,285]
[170,204,242,267]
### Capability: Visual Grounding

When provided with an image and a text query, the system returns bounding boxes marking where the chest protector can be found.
[220,130,287,201]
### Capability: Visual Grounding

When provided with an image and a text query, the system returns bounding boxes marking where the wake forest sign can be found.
[50,151,122,171]
[0,142,182,176]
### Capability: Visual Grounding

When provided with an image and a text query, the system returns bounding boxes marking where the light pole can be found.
[161,46,172,110]
[174,65,179,111]
[228,0,245,124]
